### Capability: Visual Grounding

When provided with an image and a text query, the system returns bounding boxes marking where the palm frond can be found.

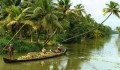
[103,8,111,16]
[60,19,69,29]
[21,20,34,26]
[7,20,17,27]
[16,7,31,21]
[113,12,120,18]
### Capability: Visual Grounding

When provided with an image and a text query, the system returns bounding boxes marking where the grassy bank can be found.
[0,36,43,53]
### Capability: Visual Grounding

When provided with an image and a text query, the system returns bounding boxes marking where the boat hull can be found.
[3,49,66,63]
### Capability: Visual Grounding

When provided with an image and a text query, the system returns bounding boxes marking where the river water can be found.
[0,34,120,70]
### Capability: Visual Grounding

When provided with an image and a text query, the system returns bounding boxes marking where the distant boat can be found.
[3,49,67,63]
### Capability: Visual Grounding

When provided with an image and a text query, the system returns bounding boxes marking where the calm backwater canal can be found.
[0,34,120,70]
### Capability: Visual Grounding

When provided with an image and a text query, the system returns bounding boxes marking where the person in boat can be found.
[54,43,62,53]
[49,49,52,53]
[7,44,14,60]
[57,43,63,51]
[42,47,47,54]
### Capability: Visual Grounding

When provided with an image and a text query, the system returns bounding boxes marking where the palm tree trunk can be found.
[37,26,42,43]
[101,12,112,24]
[30,35,33,42]
[36,30,40,43]
[30,29,33,42]
[43,28,58,46]
[62,12,112,43]
[19,30,22,39]
[44,30,49,44]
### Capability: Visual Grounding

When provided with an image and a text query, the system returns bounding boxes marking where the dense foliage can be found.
[0,0,119,53]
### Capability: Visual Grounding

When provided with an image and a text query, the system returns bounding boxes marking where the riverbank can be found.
[0,36,57,53]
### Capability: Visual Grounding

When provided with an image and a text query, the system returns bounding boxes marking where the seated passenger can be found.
[57,43,62,51]
[49,49,52,53]
[53,47,62,53]
[42,48,47,53]
[53,43,63,53]
[57,46,62,52]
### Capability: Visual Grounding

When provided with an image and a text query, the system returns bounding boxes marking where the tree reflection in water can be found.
[2,34,120,70]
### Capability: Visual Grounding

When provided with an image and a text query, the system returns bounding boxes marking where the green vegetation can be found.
[0,0,120,53]
[112,30,118,34]
[116,27,120,34]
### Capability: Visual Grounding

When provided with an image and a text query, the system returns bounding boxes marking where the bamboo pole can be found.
[0,24,26,54]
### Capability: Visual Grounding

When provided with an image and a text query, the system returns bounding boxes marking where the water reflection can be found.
[1,34,120,70]
[80,34,120,70]
[64,35,111,70]
[116,34,120,55]
[0,56,69,70]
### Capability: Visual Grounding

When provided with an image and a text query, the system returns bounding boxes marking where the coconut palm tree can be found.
[0,0,21,7]
[0,0,21,20]
[21,0,63,44]
[103,1,120,23]
[39,0,63,45]
[73,4,86,17]
[5,5,31,38]
[56,0,71,14]
[62,1,120,42]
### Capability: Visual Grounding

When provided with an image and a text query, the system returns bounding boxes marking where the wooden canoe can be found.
[3,49,66,63]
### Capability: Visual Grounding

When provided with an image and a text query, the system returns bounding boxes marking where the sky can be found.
[70,0,120,30]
